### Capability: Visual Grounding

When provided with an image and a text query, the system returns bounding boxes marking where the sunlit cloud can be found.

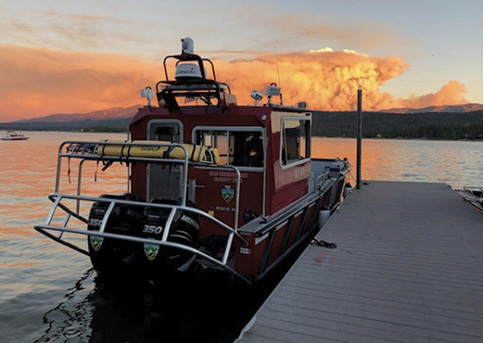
[310,47,369,57]
[0,9,170,56]
[310,47,334,53]
[0,45,159,122]
[0,44,471,122]
[401,80,469,108]
[215,49,410,111]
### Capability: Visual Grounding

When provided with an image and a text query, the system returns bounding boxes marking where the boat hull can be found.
[236,174,347,281]
[1,137,29,141]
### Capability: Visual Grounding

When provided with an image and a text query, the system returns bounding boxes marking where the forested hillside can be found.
[1,110,482,140]
[312,110,483,140]
[0,118,131,133]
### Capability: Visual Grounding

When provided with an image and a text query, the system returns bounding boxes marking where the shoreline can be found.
[5,129,482,143]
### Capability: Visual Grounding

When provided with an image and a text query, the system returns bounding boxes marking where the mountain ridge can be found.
[16,105,143,123]
[1,104,481,140]
[7,102,482,124]
[378,103,482,114]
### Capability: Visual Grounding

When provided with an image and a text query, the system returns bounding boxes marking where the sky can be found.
[0,0,482,122]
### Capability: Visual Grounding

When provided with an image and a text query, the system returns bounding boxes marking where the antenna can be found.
[274,47,281,87]
[274,47,283,105]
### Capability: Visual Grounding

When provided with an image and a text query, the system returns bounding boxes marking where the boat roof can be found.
[130,103,310,127]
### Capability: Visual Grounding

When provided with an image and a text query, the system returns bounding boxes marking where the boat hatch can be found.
[147,120,183,202]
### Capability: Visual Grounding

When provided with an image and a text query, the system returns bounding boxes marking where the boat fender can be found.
[164,143,201,162]
[95,140,220,164]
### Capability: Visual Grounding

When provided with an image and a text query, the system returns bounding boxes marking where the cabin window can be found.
[194,129,263,167]
[148,120,183,143]
[155,126,175,142]
[230,131,263,167]
[198,130,229,164]
[281,119,310,165]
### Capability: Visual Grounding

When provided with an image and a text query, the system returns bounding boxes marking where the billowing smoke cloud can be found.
[0,45,471,122]
[215,50,469,111]
[215,49,409,110]
[400,80,469,108]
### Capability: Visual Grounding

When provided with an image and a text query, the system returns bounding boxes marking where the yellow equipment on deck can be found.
[95,140,220,164]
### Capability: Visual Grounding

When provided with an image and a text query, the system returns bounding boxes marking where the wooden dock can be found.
[236,181,482,343]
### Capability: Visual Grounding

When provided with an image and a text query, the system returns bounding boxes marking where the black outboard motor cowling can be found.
[141,199,200,273]
[87,193,144,277]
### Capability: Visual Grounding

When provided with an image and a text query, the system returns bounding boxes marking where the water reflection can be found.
[312,137,482,188]
[34,271,274,343]
[34,270,95,343]
[0,132,482,343]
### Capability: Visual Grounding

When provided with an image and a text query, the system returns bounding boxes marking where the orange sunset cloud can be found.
[0,45,158,122]
[401,80,469,108]
[214,49,409,110]
[0,45,470,122]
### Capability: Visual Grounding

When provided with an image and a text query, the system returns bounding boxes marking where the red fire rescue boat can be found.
[34,38,351,285]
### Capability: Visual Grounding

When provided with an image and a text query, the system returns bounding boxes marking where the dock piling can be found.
[356,89,362,189]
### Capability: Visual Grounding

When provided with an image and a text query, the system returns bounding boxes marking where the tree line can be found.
[311,110,483,140]
[0,118,131,133]
[1,110,482,140]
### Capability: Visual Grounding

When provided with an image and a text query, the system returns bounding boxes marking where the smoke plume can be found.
[0,45,472,122]
[215,49,410,111]
[400,80,469,109]
[215,50,470,111]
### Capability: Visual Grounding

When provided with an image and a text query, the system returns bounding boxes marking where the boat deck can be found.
[236,181,482,343]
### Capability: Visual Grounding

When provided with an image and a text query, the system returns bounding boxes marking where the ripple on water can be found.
[0,133,482,343]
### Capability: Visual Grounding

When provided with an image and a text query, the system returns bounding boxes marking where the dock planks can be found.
[236,181,482,343]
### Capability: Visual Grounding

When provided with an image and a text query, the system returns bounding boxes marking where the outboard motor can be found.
[87,193,144,277]
[141,199,200,274]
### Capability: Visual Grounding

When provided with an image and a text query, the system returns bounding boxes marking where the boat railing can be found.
[34,139,250,283]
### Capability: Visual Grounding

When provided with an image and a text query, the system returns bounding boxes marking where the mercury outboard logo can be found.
[180,214,200,230]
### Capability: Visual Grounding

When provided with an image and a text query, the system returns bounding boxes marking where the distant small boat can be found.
[1,130,29,141]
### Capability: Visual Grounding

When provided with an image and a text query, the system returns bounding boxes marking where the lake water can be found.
[0,131,482,343]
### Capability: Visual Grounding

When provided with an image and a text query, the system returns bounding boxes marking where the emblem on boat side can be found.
[144,243,159,261]
[221,185,235,203]
[89,235,104,252]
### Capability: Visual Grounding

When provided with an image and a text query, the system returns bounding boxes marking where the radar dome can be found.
[175,63,203,80]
